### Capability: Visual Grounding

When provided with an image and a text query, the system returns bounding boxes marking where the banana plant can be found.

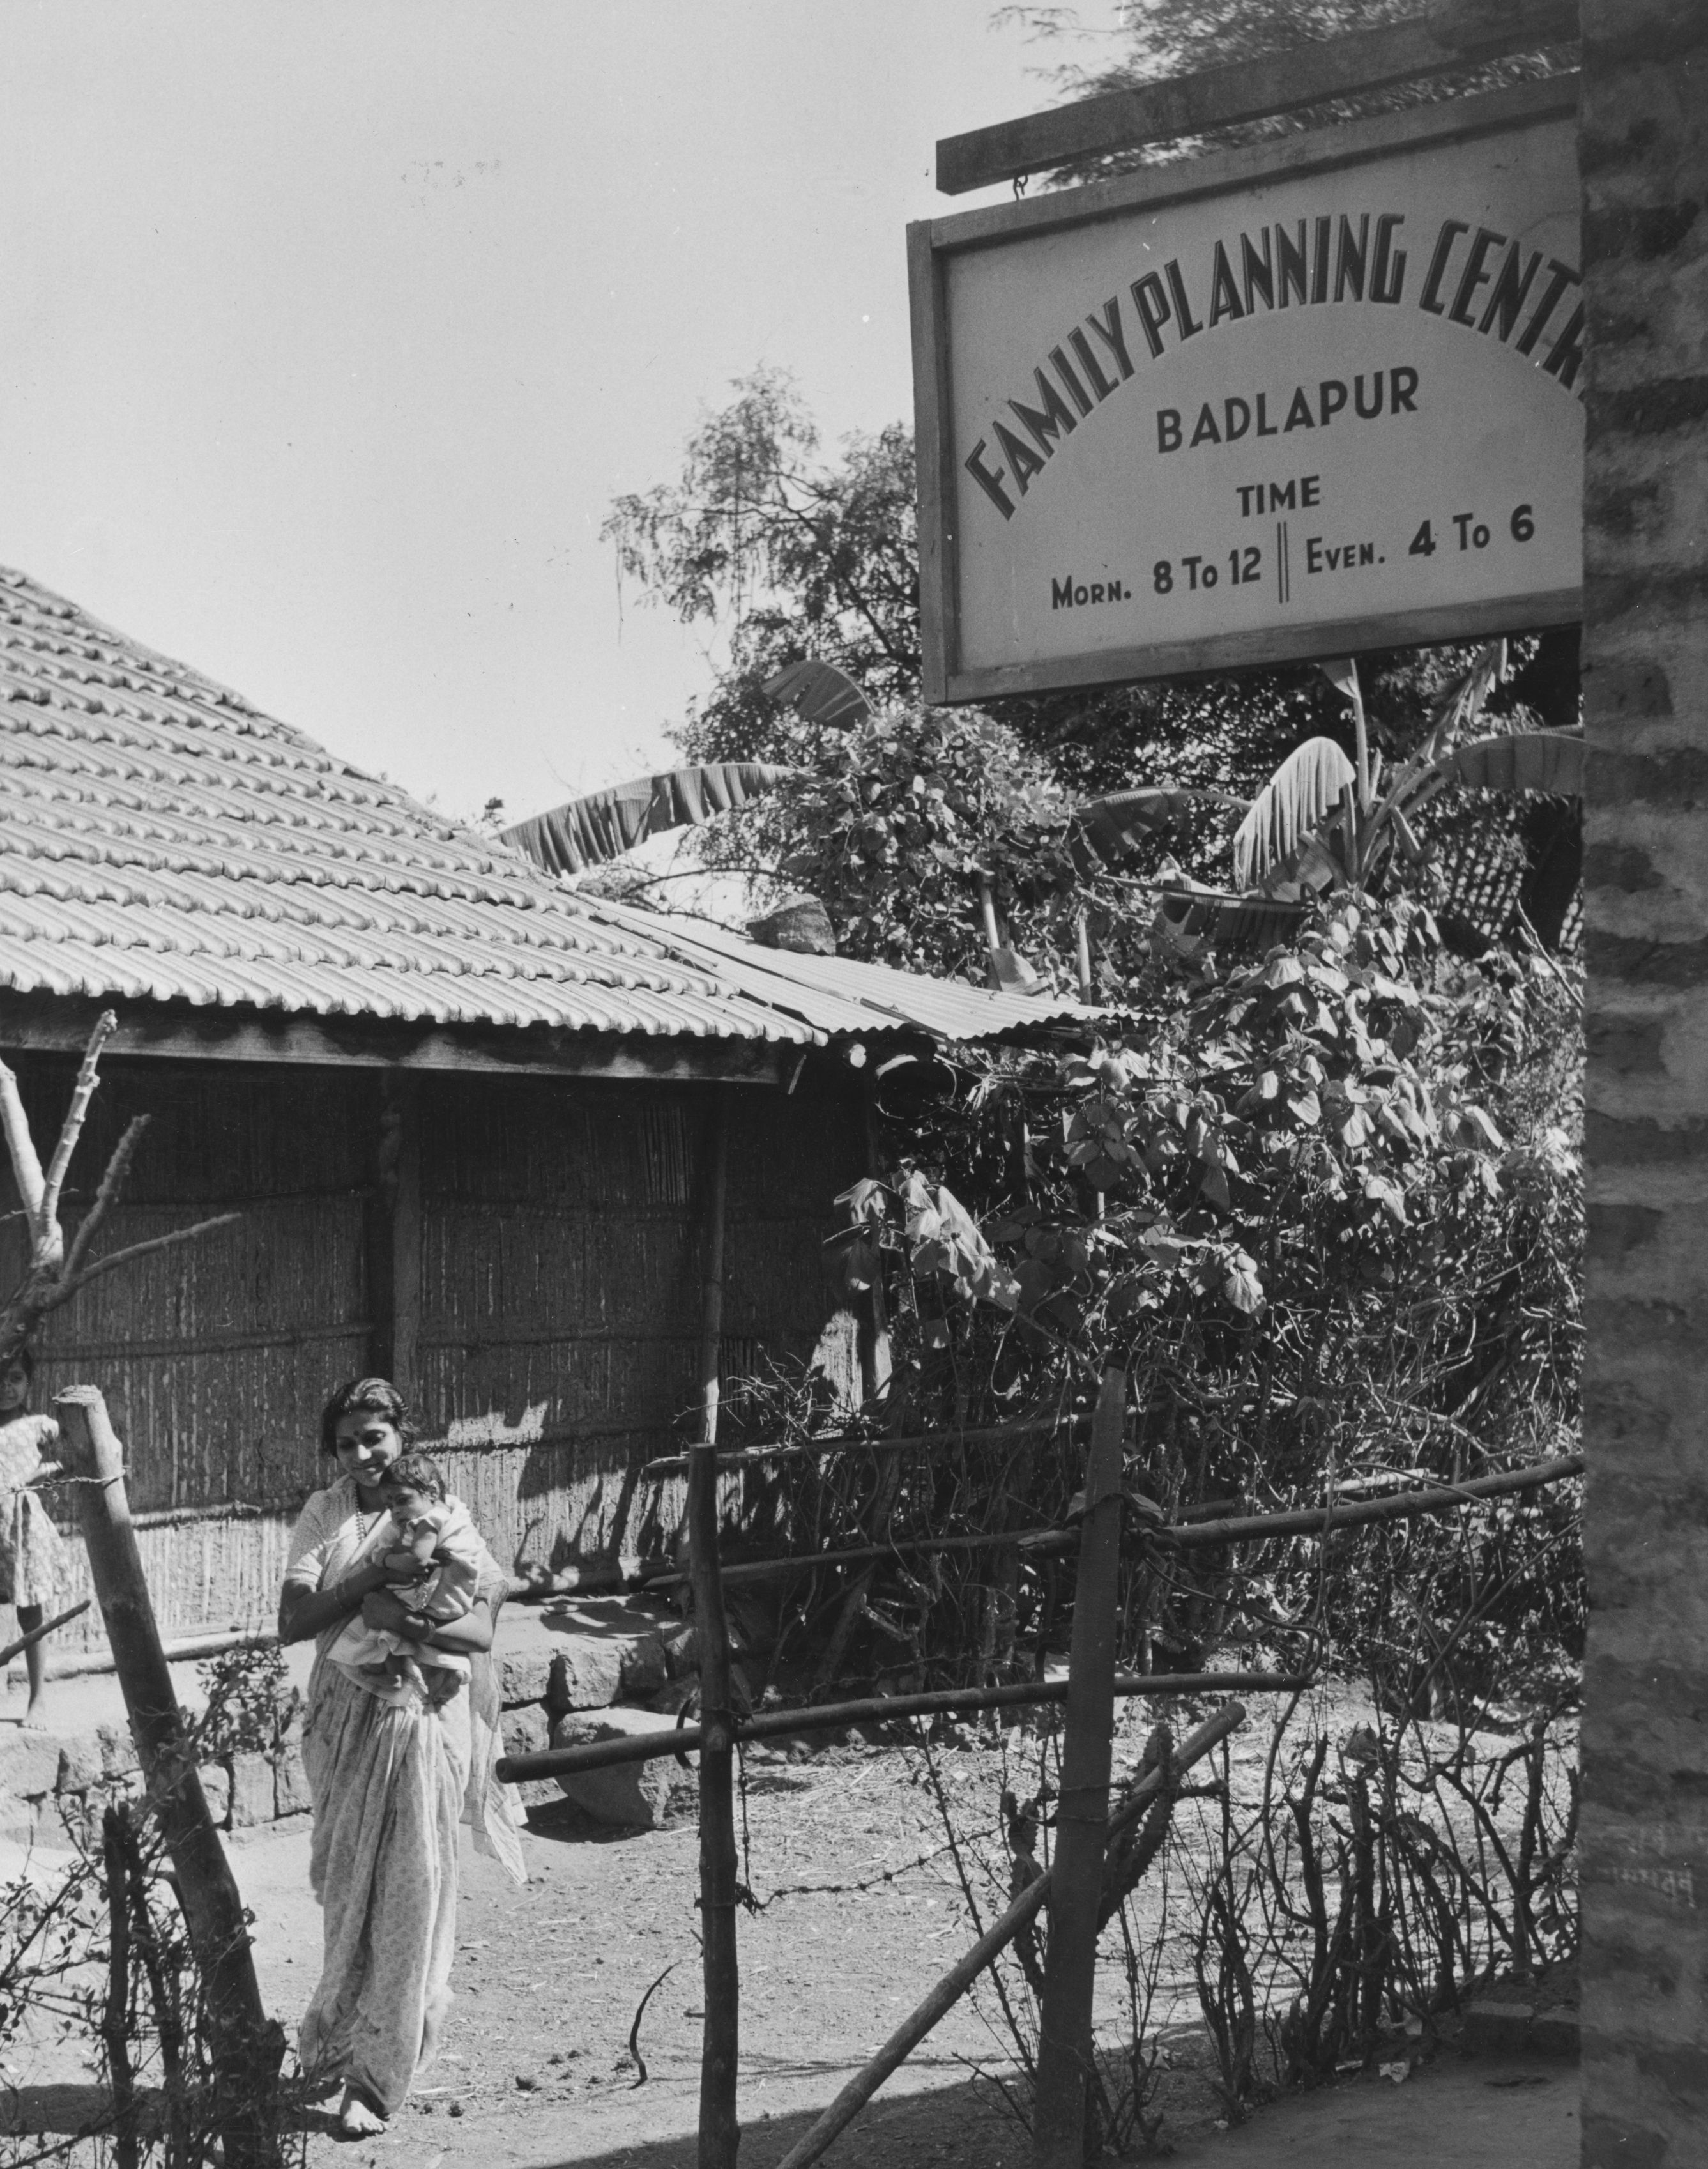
[1072,641,1583,925]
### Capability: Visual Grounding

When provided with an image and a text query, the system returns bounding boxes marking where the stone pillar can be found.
[1580,6,1708,2161]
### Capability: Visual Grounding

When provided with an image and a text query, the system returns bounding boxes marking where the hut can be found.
[0,566,1083,1651]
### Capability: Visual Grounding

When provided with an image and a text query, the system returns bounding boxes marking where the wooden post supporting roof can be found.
[936,0,1578,194]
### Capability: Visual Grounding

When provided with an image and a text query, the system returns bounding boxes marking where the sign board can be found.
[908,80,1582,705]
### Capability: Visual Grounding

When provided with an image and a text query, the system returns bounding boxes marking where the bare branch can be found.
[59,1213,243,1298]
[40,1009,119,1234]
[0,1056,48,1240]
[62,1117,152,1280]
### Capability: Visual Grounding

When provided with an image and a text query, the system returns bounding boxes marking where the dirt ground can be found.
[0,1670,1576,2168]
[215,1715,1575,2169]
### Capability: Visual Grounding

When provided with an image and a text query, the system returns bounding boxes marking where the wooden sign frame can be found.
[909,77,1582,707]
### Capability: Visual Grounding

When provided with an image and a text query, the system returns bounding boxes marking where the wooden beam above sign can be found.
[936,0,1579,196]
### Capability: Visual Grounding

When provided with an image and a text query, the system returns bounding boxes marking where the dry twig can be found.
[0,1013,241,1362]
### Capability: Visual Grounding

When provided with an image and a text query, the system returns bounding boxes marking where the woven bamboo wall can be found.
[0,1050,862,1651]
[417,1071,860,1576]
[0,1057,376,1652]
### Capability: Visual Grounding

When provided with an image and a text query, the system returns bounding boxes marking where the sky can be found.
[1,1,1120,830]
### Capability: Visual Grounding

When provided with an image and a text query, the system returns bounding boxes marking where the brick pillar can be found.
[1580,6,1708,2162]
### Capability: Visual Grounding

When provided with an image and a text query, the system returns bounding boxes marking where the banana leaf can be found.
[762,658,873,730]
[1450,730,1583,797]
[502,762,796,875]
[1157,885,1310,953]
[1069,785,1243,873]
[1231,738,1358,890]
[1420,639,1509,763]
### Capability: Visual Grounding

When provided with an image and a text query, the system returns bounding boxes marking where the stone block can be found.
[501,1703,548,1756]
[274,1747,311,1820]
[548,1708,696,1830]
[554,1641,625,1713]
[199,1763,231,1827]
[498,1648,555,1707]
[1462,1998,1536,2055]
[56,1733,105,1795]
[618,1636,669,1701]
[229,1753,273,1830]
[0,1733,64,1801]
[499,1705,560,1810]
[97,1723,139,1780]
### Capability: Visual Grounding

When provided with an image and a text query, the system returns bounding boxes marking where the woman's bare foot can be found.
[19,1696,50,1731]
[337,2087,386,2137]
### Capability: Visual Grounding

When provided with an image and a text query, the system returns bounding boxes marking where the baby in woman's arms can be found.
[328,1453,481,1705]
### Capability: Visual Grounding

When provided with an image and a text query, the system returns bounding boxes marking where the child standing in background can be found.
[0,1351,67,1729]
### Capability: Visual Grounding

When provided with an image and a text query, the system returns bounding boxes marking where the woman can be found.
[0,1350,67,1728]
[279,1377,524,2137]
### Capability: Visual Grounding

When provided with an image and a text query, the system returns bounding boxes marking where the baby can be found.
[328,1453,482,1706]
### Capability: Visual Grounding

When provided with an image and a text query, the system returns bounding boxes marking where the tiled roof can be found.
[0,568,1090,1048]
[591,897,1094,1043]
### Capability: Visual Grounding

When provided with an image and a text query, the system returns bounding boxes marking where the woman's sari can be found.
[284,1475,524,2117]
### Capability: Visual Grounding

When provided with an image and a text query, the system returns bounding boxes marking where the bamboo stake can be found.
[497,1669,1308,1784]
[639,1414,1089,1482]
[102,1804,139,2169]
[689,1089,739,2169]
[54,1387,284,2169]
[1163,1454,1583,1545]
[773,1702,1247,2169]
[635,1453,1583,1591]
[643,1524,1037,1593]
[0,1598,89,1671]
[1033,1370,1125,2166]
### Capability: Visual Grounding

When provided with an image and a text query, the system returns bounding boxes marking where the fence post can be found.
[1032,1366,1127,2167]
[690,1089,740,2169]
[54,1385,284,2169]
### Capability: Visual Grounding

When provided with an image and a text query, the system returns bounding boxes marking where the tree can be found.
[995,0,1570,185]
[750,701,1085,983]
[602,372,1579,940]
[602,369,919,764]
